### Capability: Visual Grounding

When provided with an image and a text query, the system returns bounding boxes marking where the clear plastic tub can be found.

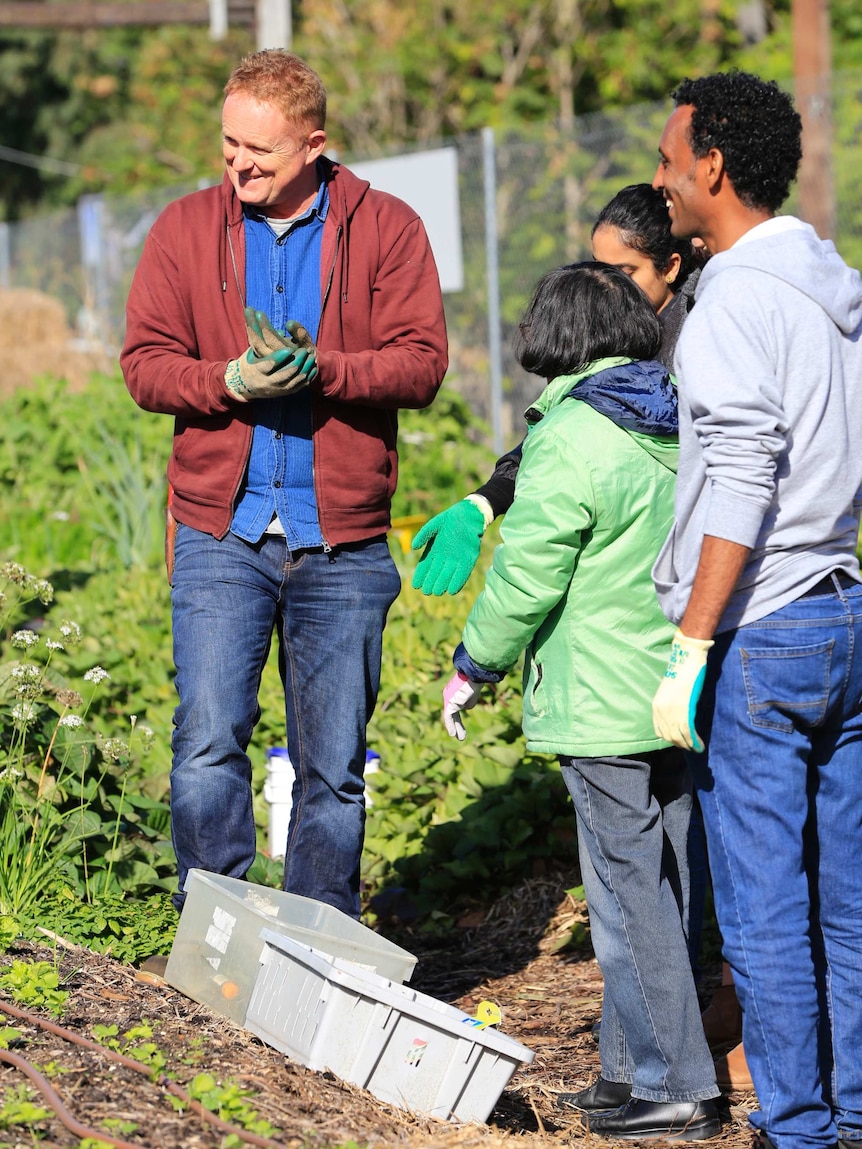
[164,869,417,1024]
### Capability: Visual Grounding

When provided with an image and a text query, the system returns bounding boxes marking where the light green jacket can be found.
[462,357,679,756]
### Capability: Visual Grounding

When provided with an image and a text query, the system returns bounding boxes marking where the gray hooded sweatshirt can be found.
[653,216,862,632]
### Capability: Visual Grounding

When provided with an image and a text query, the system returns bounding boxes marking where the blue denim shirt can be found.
[230,179,329,547]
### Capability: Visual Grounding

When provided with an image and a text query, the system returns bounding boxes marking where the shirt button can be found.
[273,481,282,488]
[276,284,284,293]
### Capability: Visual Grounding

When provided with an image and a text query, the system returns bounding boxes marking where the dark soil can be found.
[0,876,758,1149]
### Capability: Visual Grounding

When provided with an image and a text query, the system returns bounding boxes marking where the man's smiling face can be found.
[653,105,710,241]
[222,92,324,218]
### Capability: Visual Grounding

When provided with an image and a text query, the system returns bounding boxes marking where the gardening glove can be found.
[411,497,492,596]
[652,628,715,753]
[225,308,318,401]
[443,670,482,741]
[285,318,318,364]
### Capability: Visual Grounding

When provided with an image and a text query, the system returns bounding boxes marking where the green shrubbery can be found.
[0,371,580,949]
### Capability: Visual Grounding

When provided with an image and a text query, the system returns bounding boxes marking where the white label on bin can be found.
[205,905,236,953]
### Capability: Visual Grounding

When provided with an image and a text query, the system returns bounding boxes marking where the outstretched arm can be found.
[411,440,525,596]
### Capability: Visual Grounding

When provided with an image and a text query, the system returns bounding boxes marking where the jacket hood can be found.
[698,220,862,336]
[525,357,679,473]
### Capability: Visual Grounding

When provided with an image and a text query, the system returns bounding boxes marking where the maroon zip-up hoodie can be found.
[120,159,448,545]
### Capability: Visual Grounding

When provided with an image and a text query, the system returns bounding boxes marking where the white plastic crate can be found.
[245,927,535,1123]
[164,870,417,1024]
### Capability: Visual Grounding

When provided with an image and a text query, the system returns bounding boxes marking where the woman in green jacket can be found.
[442,262,721,1141]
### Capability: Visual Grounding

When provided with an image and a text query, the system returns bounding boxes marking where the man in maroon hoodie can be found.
[121,49,447,920]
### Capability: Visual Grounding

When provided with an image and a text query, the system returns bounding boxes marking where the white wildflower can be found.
[84,666,110,684]
[34,580,53,605]
[100,738,128,760]
[12,702,38,724]
[1,562,27,584]
[59,715,85,729]
[46,639,64,652]
[59,621,82,645]
[11,630,39,649]
[136,725,156,752]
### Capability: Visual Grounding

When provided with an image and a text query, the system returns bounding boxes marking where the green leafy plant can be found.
[0,1083,52,1132]
[80,1119,141,1149]
[0,959,69,1016]
[169,1072,282,1146]
[31,888,177,963]
[0,1023,23,1048]
[92,1021,167,1077]
[0,563,174,934]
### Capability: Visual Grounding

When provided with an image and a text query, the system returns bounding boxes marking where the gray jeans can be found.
[560,748,717,1102]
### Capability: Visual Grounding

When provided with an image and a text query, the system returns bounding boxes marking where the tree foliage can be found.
[1,0,859,221]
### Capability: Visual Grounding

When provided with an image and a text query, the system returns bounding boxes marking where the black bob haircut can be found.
[515,261,662,380]
[672,71,802,214]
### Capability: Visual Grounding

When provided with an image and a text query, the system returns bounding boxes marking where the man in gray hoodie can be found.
[649,71,862,1149]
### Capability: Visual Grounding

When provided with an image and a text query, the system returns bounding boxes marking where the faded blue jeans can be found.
[169,525,401,918]
[560,749,717,1103]
[690,577,862,1149]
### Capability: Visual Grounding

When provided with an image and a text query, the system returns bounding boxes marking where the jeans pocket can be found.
[740,639,834,731]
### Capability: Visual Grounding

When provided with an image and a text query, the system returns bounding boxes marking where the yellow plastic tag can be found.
[473,1000,502,1029]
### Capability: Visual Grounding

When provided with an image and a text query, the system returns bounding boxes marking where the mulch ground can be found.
[0,876,759,1149]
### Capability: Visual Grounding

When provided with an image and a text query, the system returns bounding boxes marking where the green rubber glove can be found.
[225,308,318,400]
[411,499,486,596]
[652,628,715,752]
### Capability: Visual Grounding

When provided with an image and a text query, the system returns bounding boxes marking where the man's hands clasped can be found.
[225,307,318,400]
[652,629,715,752]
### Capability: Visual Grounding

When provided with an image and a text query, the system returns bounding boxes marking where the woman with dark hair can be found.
[440,261,721,1140]
[411,183,704,596]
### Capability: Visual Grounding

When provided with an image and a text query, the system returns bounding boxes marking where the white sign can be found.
[350,147,464,294]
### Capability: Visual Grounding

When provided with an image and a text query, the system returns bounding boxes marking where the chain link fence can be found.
[3,71,861,449]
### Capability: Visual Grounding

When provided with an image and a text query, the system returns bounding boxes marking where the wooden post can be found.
[791,0,834,239]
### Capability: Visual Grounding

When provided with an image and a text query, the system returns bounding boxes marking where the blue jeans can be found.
[690,578,862,1149]
[560,749,717,1102]
[169,525,401,918]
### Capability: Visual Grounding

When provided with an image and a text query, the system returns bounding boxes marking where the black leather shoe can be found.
[587,1096,722,1141]
[557,1077,632,1114]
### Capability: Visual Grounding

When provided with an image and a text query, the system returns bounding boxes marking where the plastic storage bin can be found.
[164,870,417,1024]
[245,928,535,1123]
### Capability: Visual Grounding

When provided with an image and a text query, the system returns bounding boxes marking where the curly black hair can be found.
[672,71,802,213]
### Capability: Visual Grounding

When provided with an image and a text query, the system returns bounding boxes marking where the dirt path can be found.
[0,879,758,1149]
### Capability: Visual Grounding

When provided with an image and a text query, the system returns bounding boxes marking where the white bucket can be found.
[264,747,381,857]
[263,747,294,860]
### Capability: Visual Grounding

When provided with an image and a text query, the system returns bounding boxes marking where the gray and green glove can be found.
[225,308,318,401]
[411,497,490,596]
